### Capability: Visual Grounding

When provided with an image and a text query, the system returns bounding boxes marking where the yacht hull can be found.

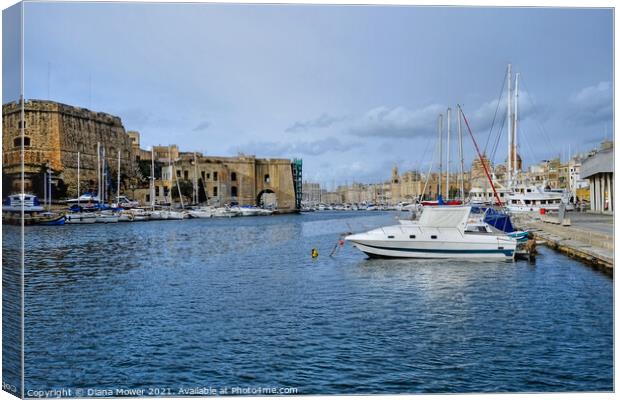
[348,239,515,260]
[65,213,97,224]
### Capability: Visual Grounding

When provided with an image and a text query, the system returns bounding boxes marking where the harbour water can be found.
[4,211,613,394]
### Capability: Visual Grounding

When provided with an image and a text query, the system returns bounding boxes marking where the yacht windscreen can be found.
[418,208,469,228]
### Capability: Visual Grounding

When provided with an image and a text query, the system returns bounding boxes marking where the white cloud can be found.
[348,104,445,138]
[568,81,612,126]
[285,113,343,133]
[229,137,362,157]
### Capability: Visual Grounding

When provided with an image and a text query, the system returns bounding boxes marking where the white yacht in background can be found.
[95,210,120,223]
[231,205,260,216]
[213,207,241,218]
[346,206,517,260]
[65,211,97,224]
[163,209,186,220]
[468,185,511,206]
[188,207,214,218]
[506,184,573,212]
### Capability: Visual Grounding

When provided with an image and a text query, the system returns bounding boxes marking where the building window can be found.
[213,171,218,181]
[146,194,150,203]
[201,171,205,180]
[207,172,211,180]
[213,187,218,196]
[231,172,237,181]
[18,120,26,129]
[184,170,189,180]
[13,136,31,147]
[155,186,160,196]
[176,170,181,177]
[231,186,238,197]
[264,174,270,183]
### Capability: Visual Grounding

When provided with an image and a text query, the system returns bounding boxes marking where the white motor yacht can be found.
[95,211,119,223]
[213,207,241,218]
[346,206,517,260]
[188,207,214,218]
[506,184,574,212]
[65,212,97,224]
[166,210,186,220]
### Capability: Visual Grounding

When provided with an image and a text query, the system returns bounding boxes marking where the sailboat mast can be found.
[117,150,121,204]
[42,170,45,209]
[151,148,155,210]
[514,72,520,180]
[172,153,185,209]
[102,147,106,204]
[49,168,52,210]
[193,152,198,205]
[97,142,100,202]
[77,152,80,206]
[457,108,465,201]
[168,146,172,205]
[506,63,512,186]
[446,107,451,199]
[438,114,443,198]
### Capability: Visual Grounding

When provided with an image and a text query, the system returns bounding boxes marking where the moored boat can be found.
[346,206,517,260]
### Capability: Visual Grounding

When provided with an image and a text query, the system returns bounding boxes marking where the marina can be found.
[1,3,614,397]
[4,210,612,393]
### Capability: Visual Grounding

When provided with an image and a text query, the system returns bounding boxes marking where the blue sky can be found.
[7,3,614,188]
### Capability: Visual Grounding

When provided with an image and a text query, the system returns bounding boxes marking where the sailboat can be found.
[93,146,119,223]
[65,150,97,224]
[165,146,186,220]
[468,64,573,212]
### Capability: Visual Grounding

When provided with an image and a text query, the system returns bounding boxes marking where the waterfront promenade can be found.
[514,212,614,275]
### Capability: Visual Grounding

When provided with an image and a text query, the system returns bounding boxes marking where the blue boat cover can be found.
[483,208,515,233]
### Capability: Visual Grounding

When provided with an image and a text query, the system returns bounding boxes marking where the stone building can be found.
[2,99,136,198]
[470,154,493,188]
[133,150,300,212]
[302,181,322,204]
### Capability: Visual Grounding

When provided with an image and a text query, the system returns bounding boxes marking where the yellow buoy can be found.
[311,247,319,259]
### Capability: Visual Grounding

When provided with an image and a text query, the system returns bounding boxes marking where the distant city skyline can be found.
[4,2,613,187]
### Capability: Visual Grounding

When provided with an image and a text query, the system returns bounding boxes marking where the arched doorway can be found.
[256,189,276,208]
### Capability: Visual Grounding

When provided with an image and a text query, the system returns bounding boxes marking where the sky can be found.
[4,2,614,188]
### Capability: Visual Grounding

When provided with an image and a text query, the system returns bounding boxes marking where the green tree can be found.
[171,179,194,202]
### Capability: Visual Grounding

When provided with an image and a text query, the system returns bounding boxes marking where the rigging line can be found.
[459,105,503,206]
[413,133,433,174]
[490,111,507,164]
[523,130,539,170]
[519,76,554,151]
[420,133,438,202]
[483,65,508,156]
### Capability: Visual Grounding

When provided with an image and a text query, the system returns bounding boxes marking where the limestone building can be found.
[2,100,302,212]
[133,147,301,212]
[2,99,136,198]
